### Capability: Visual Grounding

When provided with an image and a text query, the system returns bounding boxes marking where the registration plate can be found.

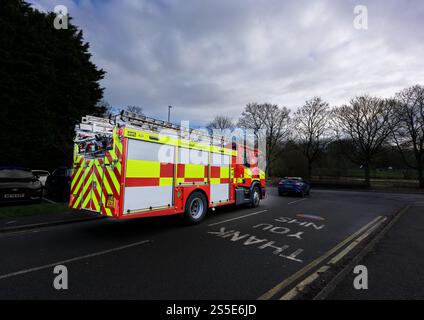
[4,193,25,199]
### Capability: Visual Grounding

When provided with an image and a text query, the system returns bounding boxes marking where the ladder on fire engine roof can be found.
[77,111,230,147]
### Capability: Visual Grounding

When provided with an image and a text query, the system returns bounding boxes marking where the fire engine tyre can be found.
[183,191,208,224]
[250,186,260,208]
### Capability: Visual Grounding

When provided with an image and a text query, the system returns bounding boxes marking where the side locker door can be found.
[123,139,175,213]
[70,156,85,209]
[210,152,231,204]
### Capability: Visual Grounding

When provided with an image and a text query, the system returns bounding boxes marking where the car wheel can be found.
[278,191,283,196]
[250,186,260,208]
[183,191,207,224]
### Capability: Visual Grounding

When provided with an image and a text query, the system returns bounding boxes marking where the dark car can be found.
[278,177,310,197]
[45,167,72,202]
[0,166,43,204]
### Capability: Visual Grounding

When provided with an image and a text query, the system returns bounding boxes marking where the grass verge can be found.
[0,202,70,219]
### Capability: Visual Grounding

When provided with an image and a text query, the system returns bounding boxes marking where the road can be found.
[0,188,423,299]
[328,202,424,299]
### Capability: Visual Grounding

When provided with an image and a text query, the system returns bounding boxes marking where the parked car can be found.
[32,170,50,186]
[45,167,72,202]
[0,166,43,204]
[278,177,310,197]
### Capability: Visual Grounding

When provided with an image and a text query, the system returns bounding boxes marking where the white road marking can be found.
[5,221,17,225]
[258,215,384,300]
[280,217,388,300]
[328,217,387,265]
[288,198,307,205]
[208,210,268,227]
[0,240,150,280]
[42,197,57,204]
[280,265,330,300]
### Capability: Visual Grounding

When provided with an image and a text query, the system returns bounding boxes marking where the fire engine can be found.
[69,111,266,224]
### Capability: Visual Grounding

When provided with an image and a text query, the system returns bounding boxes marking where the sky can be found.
[29,0,424,125]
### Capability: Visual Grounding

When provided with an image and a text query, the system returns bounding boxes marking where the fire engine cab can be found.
[69,111,266,224]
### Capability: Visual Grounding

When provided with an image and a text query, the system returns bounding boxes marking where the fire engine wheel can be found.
[250,186,260,208]
[183,191,207,224]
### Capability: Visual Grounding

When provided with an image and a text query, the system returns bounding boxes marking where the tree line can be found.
[1,1,106,170]
[207,86,424,188]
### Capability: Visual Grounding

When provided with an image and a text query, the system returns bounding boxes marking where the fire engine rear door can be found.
[70,157,85,210]
[79,159,104,212]
[90,159,104,212]
[80,160,94,211]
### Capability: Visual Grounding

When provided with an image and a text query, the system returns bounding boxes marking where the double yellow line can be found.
[258,215,387,300]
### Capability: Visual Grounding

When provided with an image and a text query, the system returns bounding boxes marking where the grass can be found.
[313,168,418,180]
[0,202,70,219]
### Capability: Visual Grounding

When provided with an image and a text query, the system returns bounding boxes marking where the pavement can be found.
[0,188,423,299]
[327,201,424,300]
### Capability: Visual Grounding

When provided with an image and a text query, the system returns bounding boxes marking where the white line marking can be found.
[0,240,150,280]
[279,216,388,300]
[280,265,330,300]
[5,221,17,225]
[328,217,387,265]
[208,210,268,227]
[288,198,307,205]
[258,215,383,300]
[42,197,57,204]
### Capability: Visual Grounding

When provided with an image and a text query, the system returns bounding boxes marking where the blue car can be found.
[278,177,310,197]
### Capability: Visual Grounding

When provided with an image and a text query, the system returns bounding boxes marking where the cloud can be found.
[29,0,424,125]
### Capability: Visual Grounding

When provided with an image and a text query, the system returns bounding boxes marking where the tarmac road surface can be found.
[0,188,423,299]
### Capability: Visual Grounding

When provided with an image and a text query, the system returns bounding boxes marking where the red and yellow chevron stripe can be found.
[69,128,123,217]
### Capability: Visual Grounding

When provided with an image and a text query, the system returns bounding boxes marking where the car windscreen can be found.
[0,169,35,181]
[32,171,49,176]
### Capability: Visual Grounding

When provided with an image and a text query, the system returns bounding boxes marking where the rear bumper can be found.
[0,189,42,204]
[278,186,303,194]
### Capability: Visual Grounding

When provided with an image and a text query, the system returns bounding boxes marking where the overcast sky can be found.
[30,0,424,125]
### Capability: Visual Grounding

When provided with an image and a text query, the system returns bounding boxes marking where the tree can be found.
[238,103,291,175]
[126,105,144,115]
[334,96,394,187]
[293,97,332,179]
[206,115,235,131]
[97,100,113,117]
[0,0,105,170]
[391,85,424,188]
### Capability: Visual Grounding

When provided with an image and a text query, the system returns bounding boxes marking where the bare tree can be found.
[206,115,235,131]
[334,95,394,187]
[293,97,332,179]
[126,105,144,115]
[238,102,290,175]
[391,85,424,188]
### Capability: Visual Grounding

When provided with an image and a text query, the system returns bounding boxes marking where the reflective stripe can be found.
[184,164,205,178]
[126,160,160,178]
[70,129,122,216]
